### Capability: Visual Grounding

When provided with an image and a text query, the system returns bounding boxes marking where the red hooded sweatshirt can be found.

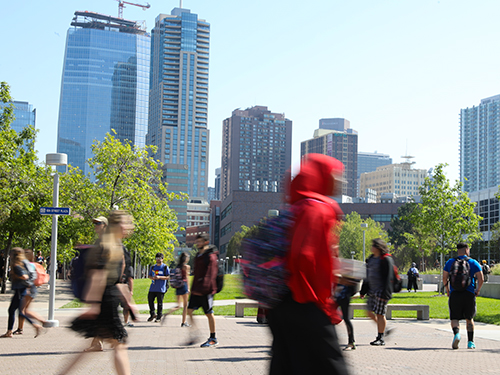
[286,153,344,324]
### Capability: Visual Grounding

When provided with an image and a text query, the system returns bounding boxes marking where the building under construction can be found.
[56,10,150,176]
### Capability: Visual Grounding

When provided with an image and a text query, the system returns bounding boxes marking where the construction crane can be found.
[116,0,150,19]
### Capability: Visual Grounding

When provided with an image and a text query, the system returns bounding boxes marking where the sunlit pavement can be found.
[1,282,500,374]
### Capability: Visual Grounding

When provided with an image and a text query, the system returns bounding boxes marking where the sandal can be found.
[0,332,13,338]
[343,343,356,351]
[13,329,23,335]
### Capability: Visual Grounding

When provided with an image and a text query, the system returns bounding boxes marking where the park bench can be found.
[349,303,429,320]
[235,301,259,317]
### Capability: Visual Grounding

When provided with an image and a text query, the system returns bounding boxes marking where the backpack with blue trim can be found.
[170,267,184,289]
[241,211,295,308]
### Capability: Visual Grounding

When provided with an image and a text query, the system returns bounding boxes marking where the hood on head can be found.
[288,153,344,204]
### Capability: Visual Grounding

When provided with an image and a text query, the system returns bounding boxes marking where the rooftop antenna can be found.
[401,140,415,166]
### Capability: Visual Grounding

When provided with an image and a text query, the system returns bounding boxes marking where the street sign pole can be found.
[47,172,59,327]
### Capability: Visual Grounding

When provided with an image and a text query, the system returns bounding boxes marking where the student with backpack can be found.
[186,234,220,348]
[407,262,419,292]
[268,154,348,375]
[164,252,191,326]
[147,253,170,323]
[482,260,490,283]
[359,239,399,346]
[1,248,43,338]
[443,242,483,350]
[13,249,49,336]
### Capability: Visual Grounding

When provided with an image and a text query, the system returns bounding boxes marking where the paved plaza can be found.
[1,281,500,374]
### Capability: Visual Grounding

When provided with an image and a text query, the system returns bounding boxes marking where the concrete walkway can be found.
[1,281,500,374]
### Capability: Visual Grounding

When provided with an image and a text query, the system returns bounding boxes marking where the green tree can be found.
[227,224,259,269]
[337,212,390,262]
[0,82,53,292]
[87,132,185,265]
[403,164,482,292]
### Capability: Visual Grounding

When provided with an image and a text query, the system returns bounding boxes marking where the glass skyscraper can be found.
[57,11,150,175]
[147,8,210,199]
[460,94,500,193]
[0,101,36,134]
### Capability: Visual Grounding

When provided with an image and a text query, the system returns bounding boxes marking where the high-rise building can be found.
[147,8,210,199]
[56,11,150,175]
[357,151,392,197]
[221,106,292,201]
[358,152,392,178]
[301,120,358,198]
[0,101,36,134]
[218,106,292,255]
[460,94,500,193]
[359,160,427,201]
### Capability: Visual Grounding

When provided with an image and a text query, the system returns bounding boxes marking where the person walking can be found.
[268,153,348,375]
[147,253,169,322]
[13,249,48,336]
[360,239,396,346]
[443,242,483,350]
[481,260,490,283]
[407,262,419,292]
[336,275,360,351]
[1,248,42,338]
[165,252,191,327]
[61,210,136,375]
[186,233,219,347]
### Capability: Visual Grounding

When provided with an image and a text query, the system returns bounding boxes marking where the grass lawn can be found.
[61,277,500,324]
[352,291,500,325]
[61,274,247,309]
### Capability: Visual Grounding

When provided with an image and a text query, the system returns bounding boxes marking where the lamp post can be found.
[361,223,368,263]
[225,257,229,274]
[351,251,355,260]
[45,153,67,327]
[233,256,236,273]
[238,255,242,274]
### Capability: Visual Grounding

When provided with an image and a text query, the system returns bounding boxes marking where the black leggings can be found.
[268,296,348,375]
[337,297,354,343]
[8,289,32,331]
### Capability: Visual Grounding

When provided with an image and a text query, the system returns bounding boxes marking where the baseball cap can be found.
[92,216,108,226]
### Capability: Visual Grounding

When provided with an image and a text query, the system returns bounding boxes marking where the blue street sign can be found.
[40,207,71,215]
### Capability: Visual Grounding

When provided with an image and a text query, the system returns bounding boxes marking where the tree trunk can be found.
[1,232,13,294]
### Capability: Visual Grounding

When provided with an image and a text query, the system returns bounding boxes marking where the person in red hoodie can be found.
[186,233,219,347]
[268,153,348,375]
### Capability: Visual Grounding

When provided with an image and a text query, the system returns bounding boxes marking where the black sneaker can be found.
[155,318,161,323]
[147,314,157,322]
[370,338,385,346]
[181,323,191,327]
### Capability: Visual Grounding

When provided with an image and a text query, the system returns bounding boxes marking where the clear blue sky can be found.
[3,0,500,185]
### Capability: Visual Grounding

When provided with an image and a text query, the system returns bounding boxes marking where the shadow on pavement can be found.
[189,357,270,362]
[0,350,81,357]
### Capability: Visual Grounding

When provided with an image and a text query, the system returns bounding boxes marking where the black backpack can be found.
[71,245,93,301]
[449,257,471,292]
[216,260,224,293]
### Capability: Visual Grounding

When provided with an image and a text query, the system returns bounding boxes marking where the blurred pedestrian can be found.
[1,248,35,338]
[164,252,191,326]
[60,211,136,375]
[336,274,361,351]
[268,154,348,374]
[360,239,397,346]
[186,234,219,347]
[13,249,48,336]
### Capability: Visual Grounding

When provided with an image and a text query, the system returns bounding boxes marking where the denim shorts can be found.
[175,282,189,296]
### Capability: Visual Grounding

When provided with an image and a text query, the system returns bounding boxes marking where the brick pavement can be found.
[1,282,500,374]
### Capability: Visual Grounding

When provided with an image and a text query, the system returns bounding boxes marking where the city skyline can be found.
[4,1,500,186]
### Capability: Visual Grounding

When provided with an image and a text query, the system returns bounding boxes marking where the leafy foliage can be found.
[227,224,259,268]
[337,212,390,262]
[403,163,482,255]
